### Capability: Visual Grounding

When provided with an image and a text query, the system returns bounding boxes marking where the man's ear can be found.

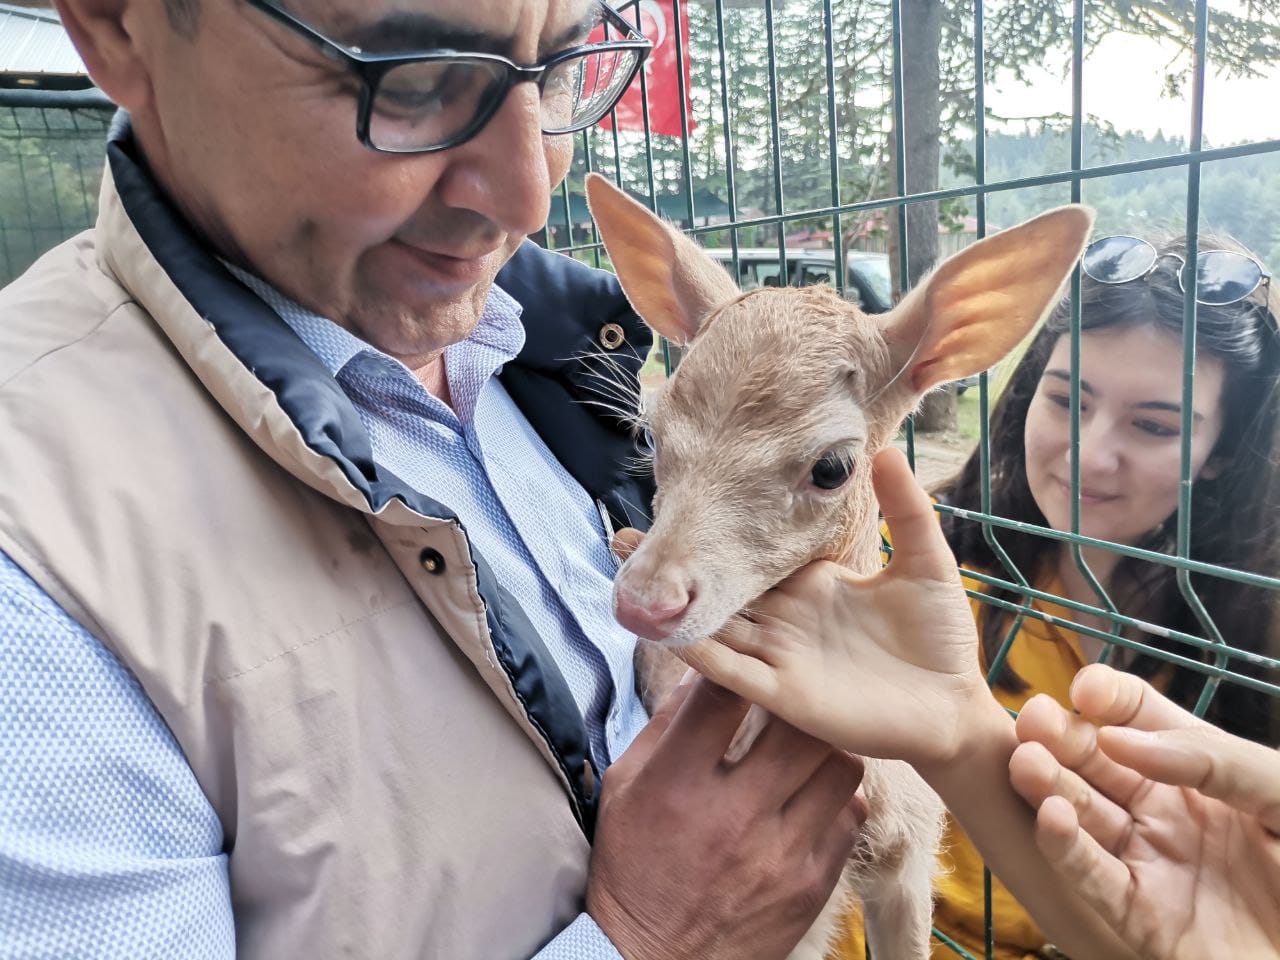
[53,0,154,111]
[585,172,739,346]
[882,204,1095,395]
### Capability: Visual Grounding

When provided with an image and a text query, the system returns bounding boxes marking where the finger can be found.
[676,634,781,706]
[611,527,645,562]
[1098,724,1280,835]
[783,750,867,834]
[616,674,700,767]
[872,447,960,582]
[734,714,845,807]
[808,789,867,899]
[1035,795,1134,930]
[1070,663,1204,733]
[651,675,753,775]
[1016,694,1147,806]
[1009,740,1134,855]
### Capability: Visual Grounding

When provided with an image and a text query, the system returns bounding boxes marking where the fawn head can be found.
[585,173,1092,646]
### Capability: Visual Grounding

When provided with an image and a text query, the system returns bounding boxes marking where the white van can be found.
[702,247,893,314]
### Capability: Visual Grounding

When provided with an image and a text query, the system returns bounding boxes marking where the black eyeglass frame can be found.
[1082,234,1273,308]
[243,0,652,154]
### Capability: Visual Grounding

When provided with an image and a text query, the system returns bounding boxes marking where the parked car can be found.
[702,247,893,314]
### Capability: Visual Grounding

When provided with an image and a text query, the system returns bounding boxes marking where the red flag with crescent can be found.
[594,1,695,136]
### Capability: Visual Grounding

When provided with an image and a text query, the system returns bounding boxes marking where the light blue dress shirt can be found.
[0,275,648,959]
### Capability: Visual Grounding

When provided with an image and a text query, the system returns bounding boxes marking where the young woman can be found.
[941,232,1280,741]
[884,233,1280,958]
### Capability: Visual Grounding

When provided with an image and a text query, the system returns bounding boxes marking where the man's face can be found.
[132,0,592,361]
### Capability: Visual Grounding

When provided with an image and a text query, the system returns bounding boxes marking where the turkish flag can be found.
[594,1,695,137]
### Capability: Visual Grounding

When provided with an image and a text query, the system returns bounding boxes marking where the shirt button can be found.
[418,548,446,575]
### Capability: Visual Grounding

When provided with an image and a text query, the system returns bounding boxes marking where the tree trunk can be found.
[889,0,956,433]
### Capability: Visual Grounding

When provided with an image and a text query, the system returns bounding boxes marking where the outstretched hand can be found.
[623,446,989,767]
[1011,663,1280,960]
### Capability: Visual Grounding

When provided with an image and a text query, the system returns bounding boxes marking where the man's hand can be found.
[1011,663,1280,960]
[651,447,988,767]
[586,676,865,960]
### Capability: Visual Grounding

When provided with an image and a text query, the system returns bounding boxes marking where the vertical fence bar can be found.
[822,0,845,298]
[889,0,914,471]
[626,1,660,210]
[972,0,1031,695]
[764,0,788,285]
[972,7,993,957]
[581,130,603,269]
[1181,0,1229,716]
[664,0,695,378]
[1065,0,1123,657]
[713,0,741,281]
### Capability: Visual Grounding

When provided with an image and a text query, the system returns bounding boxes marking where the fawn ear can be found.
[882,204,1095,395]
[586,172,739,345]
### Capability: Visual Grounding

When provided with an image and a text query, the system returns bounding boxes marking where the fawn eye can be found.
[810,451,854,490]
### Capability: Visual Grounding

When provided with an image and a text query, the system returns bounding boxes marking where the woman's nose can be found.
[1070,417,1122,477]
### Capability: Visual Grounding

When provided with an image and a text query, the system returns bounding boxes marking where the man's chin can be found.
[345,298,484,360]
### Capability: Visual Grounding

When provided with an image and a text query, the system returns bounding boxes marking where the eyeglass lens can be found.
[1194,249,1265,305]
[1082,236,1157,283]
[369,47,640,152]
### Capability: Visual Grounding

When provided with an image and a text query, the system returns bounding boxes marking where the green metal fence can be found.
[2,4,1279,957]
[0,89,114,287]
[553,1,1280,956]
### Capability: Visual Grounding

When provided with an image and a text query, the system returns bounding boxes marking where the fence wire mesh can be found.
[0,96,113,287]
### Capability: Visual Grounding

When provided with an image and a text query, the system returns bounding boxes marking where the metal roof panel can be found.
[0,5,87,77]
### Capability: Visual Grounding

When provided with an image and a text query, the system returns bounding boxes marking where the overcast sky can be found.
[989,26,1280,147]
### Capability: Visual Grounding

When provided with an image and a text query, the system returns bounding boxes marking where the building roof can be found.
[0,4,90,89]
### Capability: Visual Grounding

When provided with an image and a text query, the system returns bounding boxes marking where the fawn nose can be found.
[614,576,695,642]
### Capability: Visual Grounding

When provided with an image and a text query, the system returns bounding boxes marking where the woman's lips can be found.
[1054,477,1120,505]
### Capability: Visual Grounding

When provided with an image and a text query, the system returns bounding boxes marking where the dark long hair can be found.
[937,234,1280,744]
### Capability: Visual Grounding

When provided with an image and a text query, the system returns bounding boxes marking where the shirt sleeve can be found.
[533,912,625,960]
[0,551,234,960]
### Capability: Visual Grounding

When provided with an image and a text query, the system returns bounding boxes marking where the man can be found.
[0,1,864,957]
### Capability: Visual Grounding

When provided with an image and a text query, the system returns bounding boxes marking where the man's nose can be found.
[434,84,554,238]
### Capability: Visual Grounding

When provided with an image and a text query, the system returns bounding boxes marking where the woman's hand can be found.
[1011,663,1280,960]
[643,446,993,767]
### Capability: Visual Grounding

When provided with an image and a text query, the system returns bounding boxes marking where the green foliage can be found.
[950,126,1280,271]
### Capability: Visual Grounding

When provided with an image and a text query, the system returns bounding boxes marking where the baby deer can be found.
[586,172,1093,960]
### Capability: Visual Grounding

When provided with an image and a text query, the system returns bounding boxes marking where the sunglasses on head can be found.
[1081,235,1271,307]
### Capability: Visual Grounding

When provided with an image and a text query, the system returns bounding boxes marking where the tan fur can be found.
[587,172,1094,960]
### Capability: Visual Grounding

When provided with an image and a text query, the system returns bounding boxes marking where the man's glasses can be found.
[244,0,651,154]
[1082,235,1271,307]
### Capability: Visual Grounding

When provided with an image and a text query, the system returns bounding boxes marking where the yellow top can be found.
[832,567,1090,960]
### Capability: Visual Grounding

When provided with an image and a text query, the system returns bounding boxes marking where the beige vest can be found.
[0,162,597,957]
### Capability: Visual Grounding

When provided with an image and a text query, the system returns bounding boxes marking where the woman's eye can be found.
[1136,419,1179,438]
[1047,393,1072,410]
[810,451,854,490]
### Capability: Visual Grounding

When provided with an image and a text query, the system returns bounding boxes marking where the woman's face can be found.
[1023,324,1227,547]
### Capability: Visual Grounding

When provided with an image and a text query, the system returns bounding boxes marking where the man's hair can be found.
[164,0,201,38]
